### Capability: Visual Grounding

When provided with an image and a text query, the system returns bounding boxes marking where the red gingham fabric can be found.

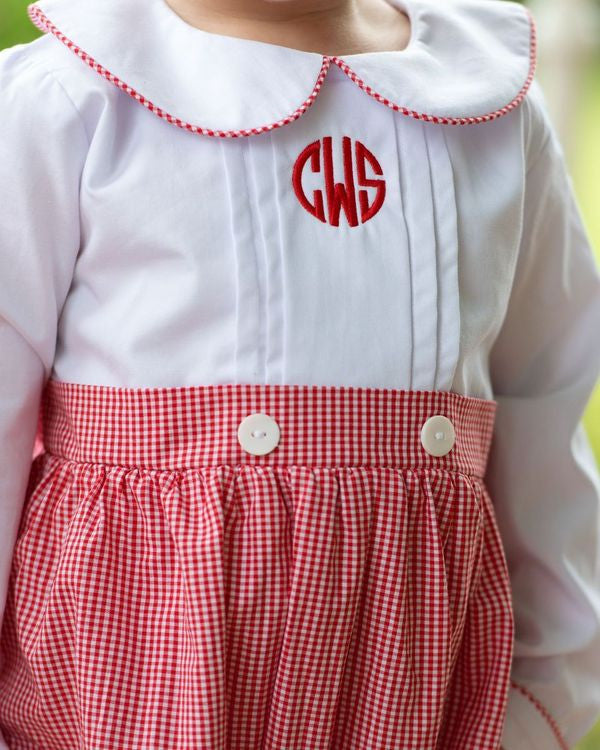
[0,380,515,749]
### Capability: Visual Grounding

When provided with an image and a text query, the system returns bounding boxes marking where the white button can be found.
[420,415,456,457]
[237,412,281,456]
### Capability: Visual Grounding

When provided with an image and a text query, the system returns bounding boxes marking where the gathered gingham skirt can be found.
[0,380,514,750]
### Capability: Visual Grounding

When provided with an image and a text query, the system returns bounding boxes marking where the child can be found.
[0,0,599,747]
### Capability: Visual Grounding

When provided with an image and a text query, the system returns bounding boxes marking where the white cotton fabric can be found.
[0,0,599,747]
[28,0,533,130]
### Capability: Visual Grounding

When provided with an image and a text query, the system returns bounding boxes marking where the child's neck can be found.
[164,0,412,57]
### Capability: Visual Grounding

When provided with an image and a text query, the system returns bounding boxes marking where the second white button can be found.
[238,412,281,456]
[420,415,456,457]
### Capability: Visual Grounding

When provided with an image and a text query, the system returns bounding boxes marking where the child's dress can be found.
[0,0,599,748]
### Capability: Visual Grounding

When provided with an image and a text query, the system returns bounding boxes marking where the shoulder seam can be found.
[522,85,555,177]
[42,64,91,148]
[3,46,90,148]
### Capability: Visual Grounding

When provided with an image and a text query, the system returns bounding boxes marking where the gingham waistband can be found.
[39,379,498,477]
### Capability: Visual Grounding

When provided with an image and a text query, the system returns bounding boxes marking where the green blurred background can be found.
[1,0,600,747]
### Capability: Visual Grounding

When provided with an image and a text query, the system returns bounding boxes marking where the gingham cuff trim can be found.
[500,681,569,750]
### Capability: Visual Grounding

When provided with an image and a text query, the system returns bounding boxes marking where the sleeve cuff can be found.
[500,681,570,750]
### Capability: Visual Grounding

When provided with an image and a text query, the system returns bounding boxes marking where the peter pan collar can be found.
[27,0,536,137]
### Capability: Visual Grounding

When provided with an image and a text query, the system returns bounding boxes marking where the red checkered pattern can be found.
[0,380,514,749]
[26,3,536,136]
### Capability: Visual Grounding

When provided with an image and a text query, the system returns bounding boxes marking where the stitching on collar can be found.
[28,3,537,137]
[331,6,536,126]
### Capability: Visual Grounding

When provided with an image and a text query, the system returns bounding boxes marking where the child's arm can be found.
[0,41,87,679]
[487,80,600,750]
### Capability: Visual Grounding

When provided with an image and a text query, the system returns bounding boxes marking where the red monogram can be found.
[292,136,386,227]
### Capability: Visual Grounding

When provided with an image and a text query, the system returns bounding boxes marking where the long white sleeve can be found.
[0,40,87,674]
[489,80,600,750]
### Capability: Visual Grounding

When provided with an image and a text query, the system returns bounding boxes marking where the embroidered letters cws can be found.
[292,136,386,227]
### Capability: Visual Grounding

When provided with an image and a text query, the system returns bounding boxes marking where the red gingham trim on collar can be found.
[510,680,570,750]
[331,5,537,127]
[27,3,536,136]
